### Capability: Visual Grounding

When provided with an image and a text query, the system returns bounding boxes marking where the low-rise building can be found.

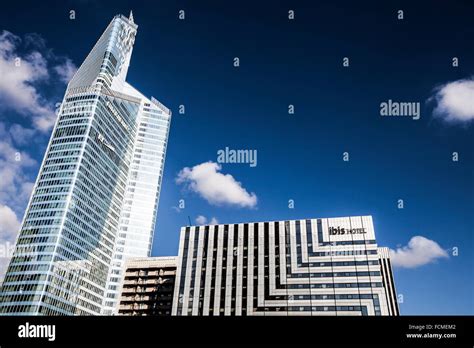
[118,257,177,316]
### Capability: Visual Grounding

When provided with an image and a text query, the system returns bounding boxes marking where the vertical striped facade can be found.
[172,216,399,316]
[378,247,399,315]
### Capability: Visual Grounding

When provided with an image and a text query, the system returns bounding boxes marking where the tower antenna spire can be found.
[129,10,134,23]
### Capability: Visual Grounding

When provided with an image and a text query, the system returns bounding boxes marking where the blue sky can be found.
[0,0,472,315]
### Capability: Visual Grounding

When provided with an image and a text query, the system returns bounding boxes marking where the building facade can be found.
[377,247,399,316]
[172,216,399,316]
[0,13,171,315]
[118,257,176,316]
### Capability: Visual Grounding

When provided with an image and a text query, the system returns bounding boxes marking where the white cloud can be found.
[176,161,257,208]
[0,204,21,283]
[0,122,36,213]
[0,30,77,132]
[195,215,219,225]
[431,77,474,123]
[0,204,21,241]
[390,236,449,269]
[8,123,36,146]
[195,215,207,225]
[54,58,77,84]
[0,31,53,131]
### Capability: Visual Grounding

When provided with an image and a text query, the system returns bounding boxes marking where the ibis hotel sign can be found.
[329,226,367,235]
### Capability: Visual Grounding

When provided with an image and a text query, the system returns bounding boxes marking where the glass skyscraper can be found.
[172,216,399,316]
[0,13,171,315]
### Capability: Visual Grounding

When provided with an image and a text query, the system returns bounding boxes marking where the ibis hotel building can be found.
[172,216,399,316]
[0,13,171,315]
